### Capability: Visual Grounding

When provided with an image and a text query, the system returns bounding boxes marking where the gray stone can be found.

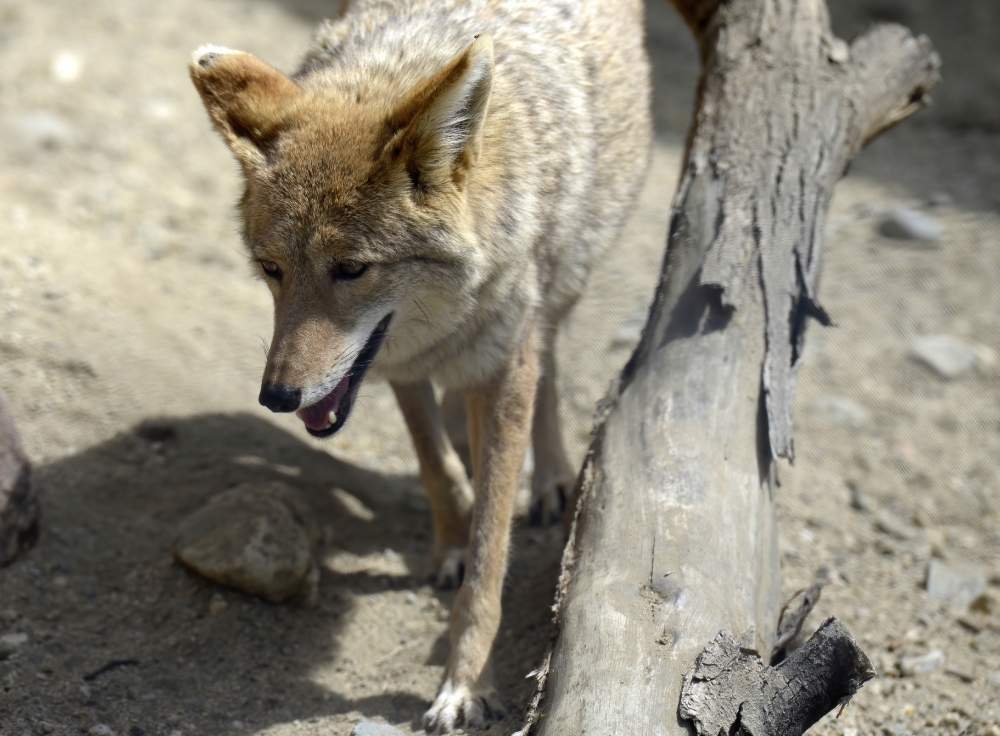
[875,511,915,541]
[87,727,115,736]
[910,335,977,380]
[879,206,944,243]
[173,482,318,603]
[809,395,869,430]
[926,558,987,611]
[899,649,945,676]
[350,724,407,736]
[8,111,73,151]
[0,632,27,659]
[988,671,1000,688]
[0,392,38,567]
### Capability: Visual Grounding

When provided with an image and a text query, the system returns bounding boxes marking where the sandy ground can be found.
[1,0,999,734]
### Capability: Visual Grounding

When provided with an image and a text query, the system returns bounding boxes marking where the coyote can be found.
[190,0,650,730]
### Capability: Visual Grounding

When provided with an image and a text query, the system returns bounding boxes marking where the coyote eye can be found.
[332,261,368,280]
[260,260,282,280]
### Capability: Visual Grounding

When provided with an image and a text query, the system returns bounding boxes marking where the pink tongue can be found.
[296,375,351,431]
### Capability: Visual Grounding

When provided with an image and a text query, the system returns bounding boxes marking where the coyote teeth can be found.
[328,410,338,426]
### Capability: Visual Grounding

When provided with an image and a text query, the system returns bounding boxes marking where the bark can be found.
[679,618,876,736]
[0,392,38,566]
[518,0,938,733]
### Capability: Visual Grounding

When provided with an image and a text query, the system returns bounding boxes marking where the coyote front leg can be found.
[392,380,474,588]
[423,330,539,734]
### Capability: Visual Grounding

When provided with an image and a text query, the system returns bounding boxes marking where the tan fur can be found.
[190,1,651,730]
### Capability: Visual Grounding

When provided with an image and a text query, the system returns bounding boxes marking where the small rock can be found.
[87,726,116,736]
[35,722,55,735]
[208,592,228,615]
[875,510,915,541]
[910,335,977,379]
[944,666,975,682]
[8,111,74,151]
[927,192,953,207]
[0,631,28,658]
[899,649,945,676]
[926,558,987,610]
[350,724,407,736]
[173,482,318,603]
[846,480,869,512]
[809,395,869,430]
[971,589,1000,615]
[879,206,944,243]
[989,671,1000,687]
[0,608,18,622]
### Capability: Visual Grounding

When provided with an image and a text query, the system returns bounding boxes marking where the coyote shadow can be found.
[2,413,561,734]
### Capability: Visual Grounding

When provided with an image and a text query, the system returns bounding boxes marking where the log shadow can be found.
[0,413,561,735]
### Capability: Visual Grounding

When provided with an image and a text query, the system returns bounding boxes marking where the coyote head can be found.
[190,36,494,436]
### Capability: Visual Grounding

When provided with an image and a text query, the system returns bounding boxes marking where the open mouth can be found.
[295,314,391,438]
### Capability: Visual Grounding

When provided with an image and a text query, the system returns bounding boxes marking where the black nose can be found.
[258,384,301,413]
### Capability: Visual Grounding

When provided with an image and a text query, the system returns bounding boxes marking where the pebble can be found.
[350,723,407,736]
[988,671,1000,687]
[879,206,944,243]
[208,592,228,615]
[875,510,915,541]
[87,726,115,736]
[809,395,869,430]
[8,111,73,151]
[173,482,319,603]
[909,335,977,379]
[900,649,945,676]
[0,631,28,658]
[846,480,869,512]
[926,558,987,610]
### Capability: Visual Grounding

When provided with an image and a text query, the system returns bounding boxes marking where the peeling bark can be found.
[679,618,876,736]
[519,0,938,733]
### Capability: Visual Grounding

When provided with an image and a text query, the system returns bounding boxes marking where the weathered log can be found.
[0,392,38,566]
[518,1,938,733]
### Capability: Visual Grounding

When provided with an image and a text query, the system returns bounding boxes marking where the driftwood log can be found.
[519,0,939,733]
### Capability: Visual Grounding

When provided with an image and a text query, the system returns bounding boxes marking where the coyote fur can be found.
[190,0,651,730]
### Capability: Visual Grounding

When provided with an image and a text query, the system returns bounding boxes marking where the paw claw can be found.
[423,681,506,734]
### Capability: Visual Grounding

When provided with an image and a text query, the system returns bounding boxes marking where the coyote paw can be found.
[423,680,506,734]
[529,473,571,526]
[427,546,466,589]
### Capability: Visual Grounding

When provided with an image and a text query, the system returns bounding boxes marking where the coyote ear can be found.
[391,34,494,190]
[189,46,303,169]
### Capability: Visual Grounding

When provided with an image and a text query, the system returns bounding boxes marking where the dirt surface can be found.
[0,1,998,735]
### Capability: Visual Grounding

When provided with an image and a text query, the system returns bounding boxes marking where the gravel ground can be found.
[0,1,998,734]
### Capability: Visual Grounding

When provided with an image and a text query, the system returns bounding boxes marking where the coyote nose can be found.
[259,384,301,413]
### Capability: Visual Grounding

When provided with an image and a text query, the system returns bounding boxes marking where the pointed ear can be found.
[391,34,494,190]
[189,46,303,169]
